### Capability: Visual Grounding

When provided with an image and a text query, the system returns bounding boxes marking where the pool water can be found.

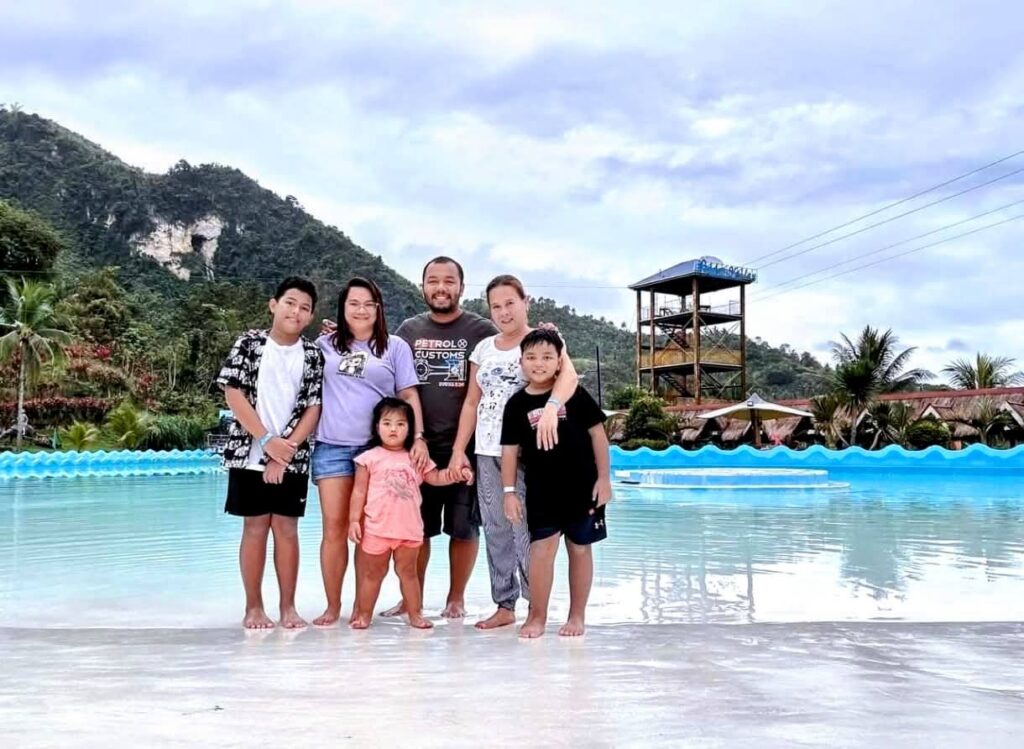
[2,470,1023,628]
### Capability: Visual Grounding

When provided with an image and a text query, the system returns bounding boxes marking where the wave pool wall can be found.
[610,444,1024,474]
[0,449,221,479]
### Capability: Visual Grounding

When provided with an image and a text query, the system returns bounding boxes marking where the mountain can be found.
[0,107,830,411]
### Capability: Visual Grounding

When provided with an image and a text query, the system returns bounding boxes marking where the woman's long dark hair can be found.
[331,276,389,357]
[368,397,416,451]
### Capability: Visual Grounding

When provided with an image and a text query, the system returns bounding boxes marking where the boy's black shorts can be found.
[530,505,607,545]
[224,468,310,518]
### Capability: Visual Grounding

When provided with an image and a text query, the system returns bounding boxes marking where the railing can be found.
[640,348,742,368]
[641,299,742,320]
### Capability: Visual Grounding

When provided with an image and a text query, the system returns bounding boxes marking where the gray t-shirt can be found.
[395,310,497,451]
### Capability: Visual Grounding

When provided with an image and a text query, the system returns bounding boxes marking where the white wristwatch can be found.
[502,486,518,494]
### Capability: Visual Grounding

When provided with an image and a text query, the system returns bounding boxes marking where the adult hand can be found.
[348,519,362,543]
[264,436,296,466]
[591,477,613,513]
[536,403,560,451]
[459,466,475,485]
[320,318,337,337]
[411,438,431,472]
[446,450,472,481]
[504,492,523,525]
[536,321,561,333]
[263,461,286,485]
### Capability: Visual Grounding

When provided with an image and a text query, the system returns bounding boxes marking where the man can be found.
[385,256,497,618]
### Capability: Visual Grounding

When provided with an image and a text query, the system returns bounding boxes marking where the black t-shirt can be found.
[500,385,606,526]
[395,310,497,451]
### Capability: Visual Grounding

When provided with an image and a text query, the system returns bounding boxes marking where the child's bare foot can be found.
[243,607,275,629]
[475,607,516,630]
[279,607,308,629]
[312,607,341,626]
[350,613,371,629]
[518,615,546,639]
[379,601,405,617]
[408,612,434,629]
[558,617,586,637]
[441,599,466,618]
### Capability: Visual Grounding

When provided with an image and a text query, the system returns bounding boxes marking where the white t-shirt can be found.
[470,335,527,457]
[246,337,306,470]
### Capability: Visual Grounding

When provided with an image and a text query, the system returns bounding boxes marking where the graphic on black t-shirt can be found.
[337,351,369,378]
[411,337,471,386]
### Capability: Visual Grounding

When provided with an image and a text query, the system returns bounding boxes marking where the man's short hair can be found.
[520,328,563,356]
[422,256,465,284]
[274,276,318,308]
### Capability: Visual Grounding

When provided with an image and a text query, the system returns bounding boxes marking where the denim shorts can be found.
[311,441,370,482]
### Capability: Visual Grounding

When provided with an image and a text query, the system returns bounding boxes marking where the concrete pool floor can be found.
[4,621,1023,747]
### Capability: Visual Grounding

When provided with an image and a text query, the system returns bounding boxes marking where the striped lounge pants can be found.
[476,455,531,610]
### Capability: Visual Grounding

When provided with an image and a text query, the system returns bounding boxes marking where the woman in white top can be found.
[449,274,578,630]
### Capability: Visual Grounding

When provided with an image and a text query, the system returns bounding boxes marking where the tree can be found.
[0,278,71,448]
[941,353,1024,390]
[59,421,101,451]
[809,392,848,448]
[949,398,1014,447]
[0,200,66,290]
[830,326,931,444]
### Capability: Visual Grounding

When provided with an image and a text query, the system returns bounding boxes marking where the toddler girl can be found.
[348,397,472,628]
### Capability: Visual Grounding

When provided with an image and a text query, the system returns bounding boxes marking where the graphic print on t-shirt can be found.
[337,350,369,378]
[412,337,469,388]
[383,467,419,503]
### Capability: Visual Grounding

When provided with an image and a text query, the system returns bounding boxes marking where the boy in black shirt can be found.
[500,329,612,638]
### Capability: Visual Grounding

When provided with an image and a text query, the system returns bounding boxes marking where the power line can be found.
[752,213,1024,304]
[754,165,1024,270]
[743,148,1024,266]
[749,197,1024,301]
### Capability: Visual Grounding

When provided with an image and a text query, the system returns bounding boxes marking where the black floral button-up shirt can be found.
[215,329,324,474]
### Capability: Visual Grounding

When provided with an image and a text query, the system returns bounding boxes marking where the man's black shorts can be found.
[224,468,310,518]
[420,448,480,539]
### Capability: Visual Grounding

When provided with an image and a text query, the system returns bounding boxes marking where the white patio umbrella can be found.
[697,393,813,448]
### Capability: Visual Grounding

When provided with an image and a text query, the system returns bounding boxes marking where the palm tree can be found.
[809,392,849,448]
[0,278,70,449]
[830,326,931,445]
[949,397,1013,446]
[941,353,1024,390]
[59,421,101,451]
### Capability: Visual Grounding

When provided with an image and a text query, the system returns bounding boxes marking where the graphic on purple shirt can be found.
[316,335,419,446]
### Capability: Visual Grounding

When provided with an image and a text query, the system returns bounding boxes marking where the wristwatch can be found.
[503,486,518,494]
[414,432,426,441]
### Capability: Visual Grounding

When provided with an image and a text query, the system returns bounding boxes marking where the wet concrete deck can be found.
[4,621,1023,747]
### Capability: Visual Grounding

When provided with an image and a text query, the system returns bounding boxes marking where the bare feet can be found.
[558,617,586,637]
[350,612,371,629]
[243,607,275,629]
[441,599,467,619]
[518,615,546,639]
[408,612,434,629]
[379,601,406,617]
[312,608,341,627]
[279,607,308,629]
[475,607,516,630]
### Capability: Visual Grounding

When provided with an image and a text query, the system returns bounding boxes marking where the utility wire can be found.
[749,197,1024,301]
[743,148,1024,266]
[754,165,1024,270]
[752,213,1024,304]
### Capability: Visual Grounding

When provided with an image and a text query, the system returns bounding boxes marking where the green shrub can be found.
[906,418,950,450]
[104,401,154,449]
[607,385,648,410]
[58,420,101,451]
[143,414,213,450]
[619,438,670,451]
[623,395,675,441]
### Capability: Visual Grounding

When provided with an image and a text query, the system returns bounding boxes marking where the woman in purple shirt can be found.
[310,277,428,626]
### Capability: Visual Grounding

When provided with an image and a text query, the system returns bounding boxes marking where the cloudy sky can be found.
[2,0,1023,375]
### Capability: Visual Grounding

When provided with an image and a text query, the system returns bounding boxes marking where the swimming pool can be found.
[2,466,1022,627]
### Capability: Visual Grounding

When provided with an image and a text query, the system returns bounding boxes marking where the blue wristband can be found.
[259,433,274,449]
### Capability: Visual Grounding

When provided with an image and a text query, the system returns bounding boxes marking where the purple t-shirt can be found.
[316,334,419,446]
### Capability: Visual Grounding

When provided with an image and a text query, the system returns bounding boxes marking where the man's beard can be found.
[425,292,458,313]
